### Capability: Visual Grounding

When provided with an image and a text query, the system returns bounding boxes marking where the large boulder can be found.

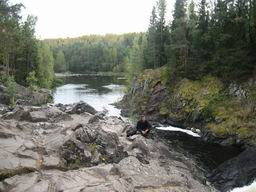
[66,101,97,115]
[29,111,48,122]
[0,83,51,106]
[60,125,127,168]
[2,106,31,121]
[15,84,52,106]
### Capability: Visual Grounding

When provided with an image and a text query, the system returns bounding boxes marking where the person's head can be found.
[140,115,146,122]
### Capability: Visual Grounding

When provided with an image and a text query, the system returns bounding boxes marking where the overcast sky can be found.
[10,0,176,39]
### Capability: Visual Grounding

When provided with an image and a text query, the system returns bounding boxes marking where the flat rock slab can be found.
[0,103,215,192]
[0,157,211,192]
[29,111,48,122]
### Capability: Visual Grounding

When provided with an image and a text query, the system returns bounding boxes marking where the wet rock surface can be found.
[209,148,256,192]
[65,101,97,115]
[0,103,215,192]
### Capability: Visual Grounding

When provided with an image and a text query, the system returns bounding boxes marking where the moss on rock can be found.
[124,67,256,145]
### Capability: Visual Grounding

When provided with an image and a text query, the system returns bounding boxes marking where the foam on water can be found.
[156,126,201,137]
[103,84,123,90]
[230,181,256,192]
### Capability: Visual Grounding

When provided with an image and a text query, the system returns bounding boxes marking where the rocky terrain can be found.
[117,68,256,147]
[115,68,256,191]
[0,83,51,106]
[0,102,215,192]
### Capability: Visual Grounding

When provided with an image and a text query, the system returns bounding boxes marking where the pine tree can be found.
[156,0,168,67]
[186,0,200,78]
[147,6,158,69]
[170,0,188,78]
[195,0,211,65]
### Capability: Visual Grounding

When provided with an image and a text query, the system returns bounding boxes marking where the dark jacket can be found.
[136,120,151,132]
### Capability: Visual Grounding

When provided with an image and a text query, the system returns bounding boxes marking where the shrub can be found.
[26,71,38,91]
[0,74,9,84]
[5,76,17,106]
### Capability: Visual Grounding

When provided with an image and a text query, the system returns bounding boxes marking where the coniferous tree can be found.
[170,0,188,78]
[147,6,158,69]
[155,0,168,67]
[0,0,55,88]
[186,0,200,78]
[194,0,211,76]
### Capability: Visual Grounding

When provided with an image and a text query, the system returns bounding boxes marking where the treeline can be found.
[2,0,255,86]
[129,0,256,82]
[44,33,140,73]
[0,0,54,88]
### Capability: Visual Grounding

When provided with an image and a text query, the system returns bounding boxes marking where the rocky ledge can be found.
[0,102,215,192]
[0,83,52,106]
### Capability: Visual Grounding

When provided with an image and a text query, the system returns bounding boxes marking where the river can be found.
[53,75,125,116]
[53,75,246,192]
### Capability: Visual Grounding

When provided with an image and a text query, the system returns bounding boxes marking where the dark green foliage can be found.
[143,0,169,70]
[26,71,38,91]
[132,0,256,83]
[1,0,256,88]
[0,0,54,88]
[45,33,139,73]
[5,76,16,106]
[36,42,54,88]
[54,50,66,73]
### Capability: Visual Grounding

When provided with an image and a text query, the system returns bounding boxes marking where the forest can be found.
[1,0,256,89]
[44,33,139,73]
[0,0,54,89]
[44,0,256,83]
[127,0,256,82]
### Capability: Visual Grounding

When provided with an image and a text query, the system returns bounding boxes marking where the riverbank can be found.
[0,102,215,192]
[115,67,256,191]
[55,72,126,78]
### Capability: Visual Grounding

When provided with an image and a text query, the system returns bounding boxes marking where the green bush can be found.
[5,76,17,106]
[52,77,64,88]
[0,74,9,85]
[26,71,38,91]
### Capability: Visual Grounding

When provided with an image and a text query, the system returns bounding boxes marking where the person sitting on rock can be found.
[127,115,151,137]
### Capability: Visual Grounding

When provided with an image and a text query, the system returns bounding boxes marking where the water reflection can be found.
[53,76,126,116]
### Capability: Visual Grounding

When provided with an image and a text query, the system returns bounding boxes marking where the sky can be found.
[11,0,175,39]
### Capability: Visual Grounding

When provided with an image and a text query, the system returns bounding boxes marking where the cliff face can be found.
[118,68,256,146]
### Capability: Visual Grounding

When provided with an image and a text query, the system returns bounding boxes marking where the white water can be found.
[230,181,256,192]
[156,126,201,137]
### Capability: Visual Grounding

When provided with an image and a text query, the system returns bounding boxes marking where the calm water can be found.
[53,75,126,116]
